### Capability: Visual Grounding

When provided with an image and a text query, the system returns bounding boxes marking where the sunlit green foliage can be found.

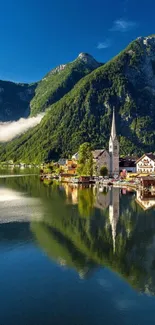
[30,57,101,116]
[1,37,155,162]
[77,143,94,176]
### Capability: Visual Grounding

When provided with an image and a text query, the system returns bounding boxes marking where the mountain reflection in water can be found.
[1,173,155,296]
[30,182,155,295]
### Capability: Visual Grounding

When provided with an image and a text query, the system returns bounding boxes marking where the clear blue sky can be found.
[0,0,155,83]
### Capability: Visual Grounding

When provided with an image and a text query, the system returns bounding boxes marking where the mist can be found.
[0,113,44,142]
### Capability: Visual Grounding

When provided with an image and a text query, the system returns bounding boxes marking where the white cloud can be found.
[110,18,137,32]
[0,113,44,142]
[97,39,111,49]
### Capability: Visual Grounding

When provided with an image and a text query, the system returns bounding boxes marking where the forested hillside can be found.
[1,35,155,162]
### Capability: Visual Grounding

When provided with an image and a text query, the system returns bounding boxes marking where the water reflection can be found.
[0,187,43,223]
[136,189,155,210]
[31,183,155,294]
[1,173,155,295]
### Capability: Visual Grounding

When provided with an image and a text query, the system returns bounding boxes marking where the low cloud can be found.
[0,113,44,142]
[110,18,137,32]
[97,39,111,49]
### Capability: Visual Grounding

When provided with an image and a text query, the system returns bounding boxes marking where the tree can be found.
[77,142,94,176]
[100,166,108,177]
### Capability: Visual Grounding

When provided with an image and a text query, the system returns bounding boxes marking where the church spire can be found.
[111,108,116,139]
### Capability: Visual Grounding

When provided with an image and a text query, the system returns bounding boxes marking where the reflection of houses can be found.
[139,176,155,188]
[63,184,78,204]
[109,188,120,252]
[136,190,155,210]
[136,153,155,174]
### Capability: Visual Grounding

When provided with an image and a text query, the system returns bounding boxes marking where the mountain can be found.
[30,53,102,116]
[0,53,100,122]
[1,35,155,163]
[0,81,37,121]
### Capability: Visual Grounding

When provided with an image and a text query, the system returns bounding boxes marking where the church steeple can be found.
[111,108,116,139]
[109,108,119,176]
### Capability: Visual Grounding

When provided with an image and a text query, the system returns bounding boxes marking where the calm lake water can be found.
[0,168,155,325]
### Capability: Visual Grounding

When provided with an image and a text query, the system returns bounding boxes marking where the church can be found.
[72,109,120,176]
[92,109,119,176]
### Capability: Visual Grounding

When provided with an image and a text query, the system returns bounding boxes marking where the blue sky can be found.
[0,0,155,83]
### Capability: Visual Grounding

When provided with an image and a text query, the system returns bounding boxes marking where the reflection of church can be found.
[95,187,120,252]
[109,188,120,252]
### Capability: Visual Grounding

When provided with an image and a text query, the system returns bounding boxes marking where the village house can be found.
[119,157,137,173]
[136,153,155,174]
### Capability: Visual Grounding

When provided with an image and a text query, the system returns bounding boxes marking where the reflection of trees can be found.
[78,187,95,217]
[31,222,97,278]
[31,185,155,294]
[2,172,155,294]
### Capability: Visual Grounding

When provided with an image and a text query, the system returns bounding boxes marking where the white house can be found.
[136,153,155,174]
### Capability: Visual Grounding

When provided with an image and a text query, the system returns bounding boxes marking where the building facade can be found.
[92,149,110,175]
[136,154,155,174]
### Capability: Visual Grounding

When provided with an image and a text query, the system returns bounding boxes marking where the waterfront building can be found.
[136,153,155,174]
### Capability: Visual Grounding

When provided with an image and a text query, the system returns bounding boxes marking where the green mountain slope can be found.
[30,53,101,116]
[1,35,155,162]
[0,80,37,121]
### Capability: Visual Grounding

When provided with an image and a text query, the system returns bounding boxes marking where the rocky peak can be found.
[46,64,66,78]
[137,35,155,46]
[136,35,155,56]
[77,52,100,68]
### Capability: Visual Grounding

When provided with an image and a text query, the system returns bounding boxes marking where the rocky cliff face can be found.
[77,52,101,68]
[0,81,37,121]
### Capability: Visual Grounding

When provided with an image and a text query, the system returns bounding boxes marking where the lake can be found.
[0,169,155,325]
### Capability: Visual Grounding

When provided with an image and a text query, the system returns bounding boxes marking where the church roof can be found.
[92,149,106,159]
[111,109,117,139]
[136,153,155,163]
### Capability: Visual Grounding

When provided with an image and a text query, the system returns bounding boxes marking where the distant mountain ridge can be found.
[1,35,155,162]
[0,80,37,121]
